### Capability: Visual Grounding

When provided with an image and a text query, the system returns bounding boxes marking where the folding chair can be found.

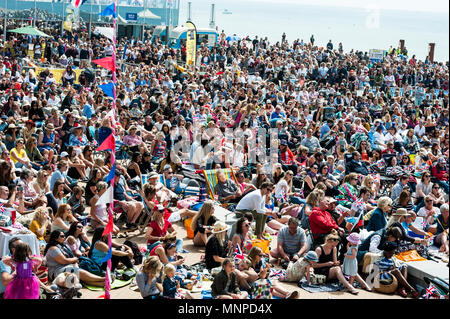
[203,168,238,209]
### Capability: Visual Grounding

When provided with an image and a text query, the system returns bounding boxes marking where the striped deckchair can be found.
[203,168,238,208]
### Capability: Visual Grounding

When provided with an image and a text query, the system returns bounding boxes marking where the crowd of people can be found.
[0,18,448,300]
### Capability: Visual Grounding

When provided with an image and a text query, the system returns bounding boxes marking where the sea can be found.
[178,0,449,63]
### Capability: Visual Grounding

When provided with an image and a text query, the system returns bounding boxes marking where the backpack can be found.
[124,240,143,265]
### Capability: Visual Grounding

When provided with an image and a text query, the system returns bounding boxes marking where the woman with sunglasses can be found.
[335,173,359,209]
[51,204,77,234]
[44,230,106,286]
[313,230,360,295]
[303,164,319,199]
[428,184,446,207]
[65,221,90,258]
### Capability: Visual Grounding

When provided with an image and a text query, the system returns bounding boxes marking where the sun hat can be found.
[280,139,288,146]
[392,208,410,217]
[8,124,17,129]
[211,221,230,234]
[60,152,69,158]
[45,123,55,130]
[304,251,319,262]
[346,232,361,245]
[70,123,85,132]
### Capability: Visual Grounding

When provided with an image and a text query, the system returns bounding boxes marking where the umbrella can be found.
[138,9,161,20]
[226,35,241,42]
[8,26,51,37]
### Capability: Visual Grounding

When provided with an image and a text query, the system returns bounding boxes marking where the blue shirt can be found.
[83,104,95,119]
[270,111,286,120]
[0,260,12,294]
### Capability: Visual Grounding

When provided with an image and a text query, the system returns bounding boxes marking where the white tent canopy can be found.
[137,9,161,19]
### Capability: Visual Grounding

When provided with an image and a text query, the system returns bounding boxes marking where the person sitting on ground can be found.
[372,241,420,298]
[211,258,249,299]
[270,217,308,265]
[247,246,299,299]
[191,200,217,247]
[145,205,184,253]
[136,256,163,299]
[205,221,232,271]
[313,230,360,295]
[88,227,135,273]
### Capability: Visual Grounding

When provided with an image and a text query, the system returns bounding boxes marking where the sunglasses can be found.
[59,234,66,238]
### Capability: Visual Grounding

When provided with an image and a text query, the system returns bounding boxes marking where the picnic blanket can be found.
[298,279,345,293]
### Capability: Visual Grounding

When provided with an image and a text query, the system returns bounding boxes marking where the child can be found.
[281,250,318,284]
[374,241,419,298]
[135,256,163,299]
[211,258,249,299]
[2,242,42,299]
[343,233,372,292]
[162,264,193,299]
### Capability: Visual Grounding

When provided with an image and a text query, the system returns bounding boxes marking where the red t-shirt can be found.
[147,220,172,245]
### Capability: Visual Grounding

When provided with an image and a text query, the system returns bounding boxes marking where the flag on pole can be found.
[97,133,115,151]
[96,186,114,206]
[102,212,115,236]
[99,3,117,18]
[95,26,115,42]
[92,57,116,72]
[99,82,115,98]
[71,0,87,9]
[105,163,116,183]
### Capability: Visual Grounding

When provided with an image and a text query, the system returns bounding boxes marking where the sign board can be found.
[369,49,385,62]
[207,34,216,47]
[126,13,138,21]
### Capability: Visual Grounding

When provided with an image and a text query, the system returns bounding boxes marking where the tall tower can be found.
[209,3,215,29]
[428,43,435,63]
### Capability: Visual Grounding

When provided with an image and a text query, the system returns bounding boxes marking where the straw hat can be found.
[45,123,55,130]
[148,172,159,179]
[392,208,411,217]
[211,221,229,234]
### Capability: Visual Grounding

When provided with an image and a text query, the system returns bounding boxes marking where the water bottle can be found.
[196,273,203,288]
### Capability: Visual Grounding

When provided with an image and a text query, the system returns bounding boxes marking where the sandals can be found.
[286,291,299,299]
[397,287,408,298]
[350,289,359,295]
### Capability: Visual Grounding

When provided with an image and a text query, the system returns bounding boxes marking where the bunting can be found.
[99,82,115,98]
[92,57,116,72]
[97,134,115,151]
[99,3,117,18]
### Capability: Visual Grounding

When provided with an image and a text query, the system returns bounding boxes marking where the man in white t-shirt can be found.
[235,182,274,239]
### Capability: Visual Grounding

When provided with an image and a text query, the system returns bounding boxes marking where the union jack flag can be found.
[423,283,438,299]
[0,203,6,214]
[234,244,245,261]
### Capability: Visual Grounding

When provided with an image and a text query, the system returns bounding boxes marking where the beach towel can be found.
[82,269,135,291]
[298,278,345,293]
